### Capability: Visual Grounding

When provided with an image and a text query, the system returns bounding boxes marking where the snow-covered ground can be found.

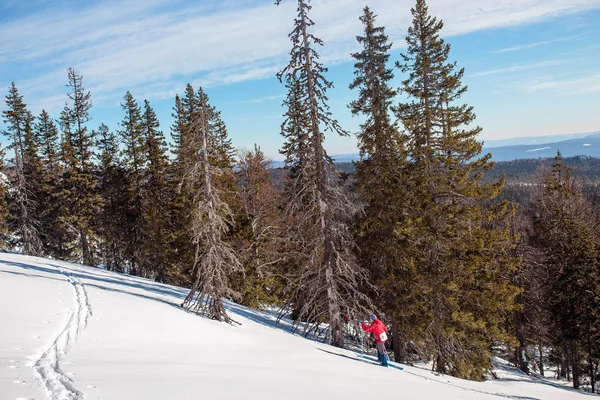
[1,253,597,400]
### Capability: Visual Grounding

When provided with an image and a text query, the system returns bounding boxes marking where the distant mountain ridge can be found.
[270,131,600,167]
[481,132,599,148]
[484,133,600,161]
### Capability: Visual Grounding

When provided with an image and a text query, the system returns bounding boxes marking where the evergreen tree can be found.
[394,0,519,379]
[276,0,372,347]
[235,145,286,308]
[349,6,413,362]
[140,99,172,282]
[34,110,64,256]
[1,83,42,255]
[118,91,146,276]
[210,115,236,169]
[508,208,551,376]
[169,88,200,284]
[0,145,9,247]
[181,86,242,322]
[96,123,128,272]
[59,68,101,265]
[532,152,600,390]
[22,114,46,249]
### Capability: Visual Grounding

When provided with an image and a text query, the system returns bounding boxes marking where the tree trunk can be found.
[538,343,544,377]
[392,318,402,363]
[81,230,92,266]
[299,0,343,347]
[326,260,343,347]
[570,343,580,389]
[516,309,529,374]
[587,327,596,393]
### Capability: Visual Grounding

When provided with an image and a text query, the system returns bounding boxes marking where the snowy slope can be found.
[0,253,596,400]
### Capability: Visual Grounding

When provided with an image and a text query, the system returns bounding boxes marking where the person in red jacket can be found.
[361,314,389,366]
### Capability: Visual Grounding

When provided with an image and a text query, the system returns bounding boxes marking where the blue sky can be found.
[1,0,599,159]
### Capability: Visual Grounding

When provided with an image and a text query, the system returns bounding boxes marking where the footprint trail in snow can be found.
[31,269,93,400]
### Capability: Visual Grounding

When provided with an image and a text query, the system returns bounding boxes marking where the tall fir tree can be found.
[181,86,242,322]
[508,207,551,375]
[1,83,42,255]
[532,152,600,390]
[22,113,46,251]
[118,91,146,276]
[96,123,128,272]
[34,110,64,256]
[234,145,286,308]
[59,68,101,265]
[349,6,414,362]
[276,0,372,347]
[169,88,200,284]
[0,145,9,247]
[140,99,172,282]
[394,0,519,379]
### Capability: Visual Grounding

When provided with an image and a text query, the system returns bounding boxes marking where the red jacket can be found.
[362,319,388,344]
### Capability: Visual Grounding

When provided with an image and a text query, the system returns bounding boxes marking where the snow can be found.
[526,147,552,153]
[0,173,9,187]
[1,253,596,400]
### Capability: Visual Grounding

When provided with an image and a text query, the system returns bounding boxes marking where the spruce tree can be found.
[235,145,286,308]
[532,152,600,390]
[141,99,172,282]
[2,83,42,255]
[0,145,9,247]
[394,0,519,379]
[60,68,101,265]
[349,6,413,361]
[181,86,242,323]
[169,88,199,283]
[118,91,146,276]
[22,114,46,250]
[276,0,372,347]
[34,110,63,256]
[96,123,127,272]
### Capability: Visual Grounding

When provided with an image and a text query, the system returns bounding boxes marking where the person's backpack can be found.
[379,332,388,342]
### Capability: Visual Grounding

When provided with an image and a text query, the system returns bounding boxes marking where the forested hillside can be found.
[1,0,598,392]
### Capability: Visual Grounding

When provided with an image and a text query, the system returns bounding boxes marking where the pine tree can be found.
[394,0,519,379]
[34,110,64,256]
[532,152,600,390]
[22,113,46,250]
[96,123,128,272]
[1,83,42,255]
[349,6,413,361]
[276,0,372,347]
[118,91,146,276]
[508,208,551,375]
[0,145,9,247]
[181,86,242,323]
[235,145,286,308]
[59,68,101,265]
[169,88,199,283]
[140,99,172,282]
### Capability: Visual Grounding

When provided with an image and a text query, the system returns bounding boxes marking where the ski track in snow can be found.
[317,345,531,400]
[31,267,93,400]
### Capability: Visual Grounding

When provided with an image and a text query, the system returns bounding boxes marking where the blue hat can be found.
[369,314,376,321]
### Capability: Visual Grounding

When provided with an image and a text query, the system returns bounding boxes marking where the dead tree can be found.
[276,0,373,347]
[181,87,242,323]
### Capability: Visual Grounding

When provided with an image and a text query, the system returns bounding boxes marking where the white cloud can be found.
[242,95,286,104]
[491,36,579,53]
[470,60,565,77]
[526,72,600,94]
[2,0,600,112]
